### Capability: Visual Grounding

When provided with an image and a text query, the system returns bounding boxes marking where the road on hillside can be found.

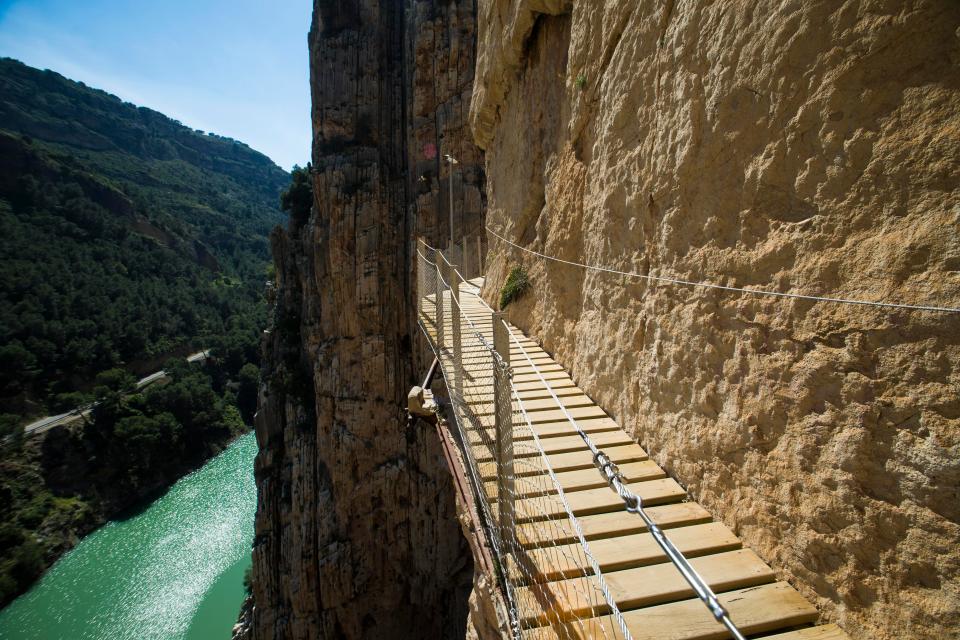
[22,350,210,437]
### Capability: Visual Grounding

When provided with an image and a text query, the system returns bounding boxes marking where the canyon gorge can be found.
[245,2,960,639]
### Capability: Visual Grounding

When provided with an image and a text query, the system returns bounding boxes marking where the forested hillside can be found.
[0,57,296,606]
[0,57,288,418]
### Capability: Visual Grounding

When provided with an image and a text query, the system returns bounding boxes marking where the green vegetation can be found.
[243,565,253,596]
[575,73,587,89]
[500,266,531,309]
[0,57,287,418]
[280,164,313,226]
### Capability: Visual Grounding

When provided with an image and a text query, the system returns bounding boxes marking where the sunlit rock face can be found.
[246,1,485,639]
[473,2,960,639]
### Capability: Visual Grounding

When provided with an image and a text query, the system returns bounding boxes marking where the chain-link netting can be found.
[417,242,630,640]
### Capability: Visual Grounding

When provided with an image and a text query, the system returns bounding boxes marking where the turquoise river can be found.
[0,431,258,640]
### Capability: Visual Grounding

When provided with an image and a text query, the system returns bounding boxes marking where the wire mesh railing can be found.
[417,241,629,639]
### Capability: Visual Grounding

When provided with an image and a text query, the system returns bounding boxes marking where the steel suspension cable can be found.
[501,319,748,640]
[510,384,634,640]
[485,226,960,314]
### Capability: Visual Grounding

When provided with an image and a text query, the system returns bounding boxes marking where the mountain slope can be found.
[0,57,288,417]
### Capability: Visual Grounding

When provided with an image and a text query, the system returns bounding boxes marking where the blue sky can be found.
[0,0,312,170]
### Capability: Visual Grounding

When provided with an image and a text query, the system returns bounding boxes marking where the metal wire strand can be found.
[480,227,960,314]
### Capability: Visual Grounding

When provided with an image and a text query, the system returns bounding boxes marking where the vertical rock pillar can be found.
[248,2,476,639]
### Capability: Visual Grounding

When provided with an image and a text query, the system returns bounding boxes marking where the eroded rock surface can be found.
[247,1,485,638]
[474,2,960,638]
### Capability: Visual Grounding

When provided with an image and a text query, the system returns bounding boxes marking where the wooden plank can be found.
[512,378,577,393]
[523,406,609,424]
[523,582,819,640]
[517,550,775,624]
[467,416,619,445]
[622,581,819,640]
[512,394,596,412]
[763,625,852,640]
[474,430,633,461]
[522,522,741,581]
[506,443,649,477]
[459,349,552,364]
[462,383,581,404]
[513,370,570,383]
[459,345,552,358]
[516,503,713,548]
[507,478,687,522]
[465,384,584,404]
[470,405,608,424]
[466,394,598,416]
[466,357,557,371]
[510,362,565,375]
[466,414,611,436]
[486,460,664,500]
[479,442,650,481]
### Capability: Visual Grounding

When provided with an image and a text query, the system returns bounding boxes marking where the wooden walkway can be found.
[421,277,849,640]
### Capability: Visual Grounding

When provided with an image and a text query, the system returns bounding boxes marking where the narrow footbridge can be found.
[417,241,849,640]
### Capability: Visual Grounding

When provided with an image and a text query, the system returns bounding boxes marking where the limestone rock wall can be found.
[247,1,485,638]
[473,2,960,638]
[406,0,487,264]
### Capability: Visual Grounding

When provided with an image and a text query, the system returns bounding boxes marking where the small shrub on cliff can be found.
[575,73,587,90]
[500,266,530,310]
[280,164,314,226]
[243,565,253,595]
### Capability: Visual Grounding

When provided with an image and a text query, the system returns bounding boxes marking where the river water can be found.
[0,431,258,640]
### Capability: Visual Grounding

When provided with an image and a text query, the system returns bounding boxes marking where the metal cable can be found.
[484,226,960,314]
[510,384,634,640]
[501,319,748,640]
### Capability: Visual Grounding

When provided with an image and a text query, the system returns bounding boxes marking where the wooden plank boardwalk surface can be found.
[421,277,848,640]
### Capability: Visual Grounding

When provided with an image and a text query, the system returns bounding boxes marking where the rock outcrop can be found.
[247,1,484,638]
[474,2,960,639]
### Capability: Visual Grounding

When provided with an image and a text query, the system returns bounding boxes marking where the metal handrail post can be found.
[435,253,445,350]
[445,259,462,399]
[492,312,514,533]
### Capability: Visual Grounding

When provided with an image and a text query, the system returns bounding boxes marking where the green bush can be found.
[236,363,260,424]
[18,495,51,529]
[0,524,24,553]
[0,571,16,603]
[575,73,587,89]
[94,369,137,394]
[0,414,22,445]
[280,164,314,225]
[50,392,91,414]
[243,564,253,595]
[500,266,530,309]
[8,540,44,588]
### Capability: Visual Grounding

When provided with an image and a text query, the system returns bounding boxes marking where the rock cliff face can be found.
[473,2,960,639]
[247,1,484,639]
